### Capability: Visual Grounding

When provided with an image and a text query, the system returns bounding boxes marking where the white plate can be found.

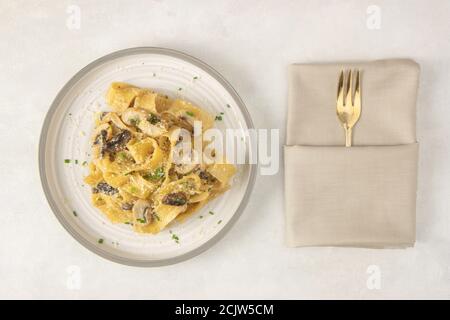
[39,47,256,266]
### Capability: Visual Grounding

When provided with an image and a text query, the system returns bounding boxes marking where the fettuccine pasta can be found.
[84,82,236,234]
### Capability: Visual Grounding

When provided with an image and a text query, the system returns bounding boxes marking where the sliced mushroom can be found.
[121,203,133,211]
[97,130,107,150]
[121,108,148,126]
[91,126,110,158]
[96,182,118,195]
[161,112,193,133]
[104,130,131,153]
[174,163,198,175]
[91,123,112,145]
[122,108,167,137]
[198,170,217,183]
[162,192,188,206]
[132,200,153,225]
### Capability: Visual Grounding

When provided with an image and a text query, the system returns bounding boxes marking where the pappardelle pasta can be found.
[84,82,236,234]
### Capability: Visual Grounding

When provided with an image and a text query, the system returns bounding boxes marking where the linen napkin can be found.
[285,59,420,248]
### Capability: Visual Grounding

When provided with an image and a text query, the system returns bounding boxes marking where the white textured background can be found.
[1,0,450,299]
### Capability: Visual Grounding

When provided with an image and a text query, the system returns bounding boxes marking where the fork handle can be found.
[345,127,352,147]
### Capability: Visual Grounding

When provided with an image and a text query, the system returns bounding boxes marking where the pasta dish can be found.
[84,82,236,234]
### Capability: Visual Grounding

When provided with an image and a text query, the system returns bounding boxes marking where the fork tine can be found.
[345,69,353,107]
[354,69,361,107]
[337,70,344,106]
[336,69,362,147]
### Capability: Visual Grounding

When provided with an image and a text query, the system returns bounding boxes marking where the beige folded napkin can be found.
[287,59,419,146]
[285,59,420,248]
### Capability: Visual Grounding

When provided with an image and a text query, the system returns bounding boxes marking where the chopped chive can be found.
[129,118,140,126]
[118,152,127,160]
[64,159,71,164]
[178,87,182,91]
[215,115,223,121]
[153,73,156,77]
[74,160,78,164]
[72,211,77,217]
[226,104,231,108]
[82,161,88,166]
[209,211,214,215]
[147,113,160,124]
[130,186,138,194]
[199,215,203,219]
[193,76,198,80]
[171,233,180,243]
[143,167,164,181]
[220,112,224,115]
[98,238,104,244]
[186,111,195,117]
[217,220,222,225]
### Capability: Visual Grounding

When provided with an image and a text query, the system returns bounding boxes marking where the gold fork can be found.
[336,69,361,147]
